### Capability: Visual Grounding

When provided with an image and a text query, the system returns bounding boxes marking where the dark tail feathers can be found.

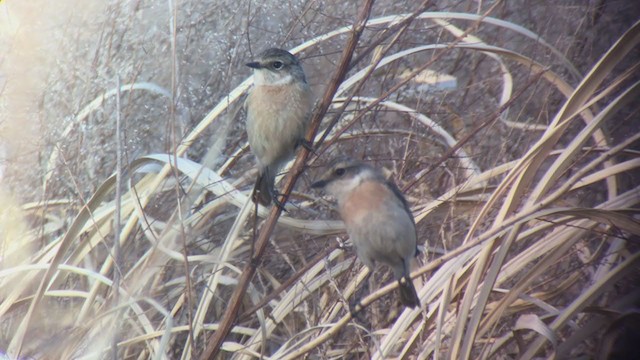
[398,276,420,308]
[253,171,273,206]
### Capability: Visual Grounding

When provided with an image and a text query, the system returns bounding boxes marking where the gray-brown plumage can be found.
[245,48,314,205]
[312,157,421,309]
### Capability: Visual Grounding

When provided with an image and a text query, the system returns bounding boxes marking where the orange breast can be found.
[340,181,390,226]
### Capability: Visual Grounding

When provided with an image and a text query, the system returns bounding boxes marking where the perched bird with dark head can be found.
[311,157,421,309]
[245,48,314,206]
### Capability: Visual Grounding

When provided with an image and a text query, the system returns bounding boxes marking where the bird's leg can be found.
[252,172,272,206]
[271,191,288,213]
[251,186,263,204]
[296,138,316,155]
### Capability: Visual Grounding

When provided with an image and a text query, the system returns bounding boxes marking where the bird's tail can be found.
[398,276,420,308]
[253,170,273,206]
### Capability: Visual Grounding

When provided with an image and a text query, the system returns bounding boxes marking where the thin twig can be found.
[314,0,433,151]
[197,1,376,358]
[238,242,341,321]
[315,1,504,160]
[402,68,549,192]
[111,74,122,360]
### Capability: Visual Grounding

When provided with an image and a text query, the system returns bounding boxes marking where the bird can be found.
[245,48,314,206]
[311,157,421,310]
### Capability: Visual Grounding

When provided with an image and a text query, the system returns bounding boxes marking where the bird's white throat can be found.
[253,70,294,86]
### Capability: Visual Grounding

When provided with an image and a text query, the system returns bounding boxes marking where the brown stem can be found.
[197,1,375,358]
[238,242,341,322]
[315,1,503,160]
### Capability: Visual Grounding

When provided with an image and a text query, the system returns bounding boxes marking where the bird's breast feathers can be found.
[248,83,312,124]
[340,180,391,226]
[246,83,312,164]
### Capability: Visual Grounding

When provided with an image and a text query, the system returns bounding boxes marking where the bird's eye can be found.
[272,61,284,70]
[335,168,345,176]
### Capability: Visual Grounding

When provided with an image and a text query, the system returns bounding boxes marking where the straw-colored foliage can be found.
[1,1,639,359]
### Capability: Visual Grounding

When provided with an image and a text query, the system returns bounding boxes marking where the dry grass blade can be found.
[442,18,640,360]
[521,251,640,359]
[198,1,376,357]
[2,2,638,359]
[514,314,558,349]
[7,171,120,355]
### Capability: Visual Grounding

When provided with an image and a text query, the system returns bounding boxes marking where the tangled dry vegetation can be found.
[1,1,639,359]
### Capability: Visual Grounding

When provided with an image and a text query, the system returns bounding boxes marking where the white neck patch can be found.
[252,70,293,86]
[271,74,294,85]
[327,172,365,201]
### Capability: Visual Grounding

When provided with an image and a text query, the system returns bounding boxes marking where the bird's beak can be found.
[311,180,327,189]
[245,61,262,69]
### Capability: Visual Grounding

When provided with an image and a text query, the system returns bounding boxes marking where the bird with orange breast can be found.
[312,157,421,310]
